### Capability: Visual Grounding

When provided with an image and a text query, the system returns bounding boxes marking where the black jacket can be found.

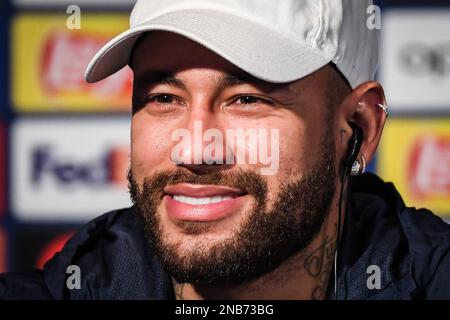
[1,173,450,299]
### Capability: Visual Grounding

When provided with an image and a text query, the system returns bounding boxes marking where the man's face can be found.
[129,32,340,285]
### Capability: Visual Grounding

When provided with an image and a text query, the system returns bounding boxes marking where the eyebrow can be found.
[216,73,247,89]
[216,73,292,95]
[134,70,273,92]
[134,71,187,90]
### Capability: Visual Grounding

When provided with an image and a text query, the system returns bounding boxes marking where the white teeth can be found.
[173,195,233,205]
[197,197,209,205]
[211,196,222,203]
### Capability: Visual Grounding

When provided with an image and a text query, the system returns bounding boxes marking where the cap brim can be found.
[85,9,330,84]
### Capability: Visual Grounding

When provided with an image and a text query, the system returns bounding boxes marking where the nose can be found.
[170,103,233,173]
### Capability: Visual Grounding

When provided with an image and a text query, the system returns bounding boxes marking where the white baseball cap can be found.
[85,0,379,89]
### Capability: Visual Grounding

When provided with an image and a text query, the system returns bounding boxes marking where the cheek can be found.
[131,117,175,181]
[246,121,307,206]
[276,124,309,177]
[263,124,326,208]
[281,118,332,175]
[222,117,307,175]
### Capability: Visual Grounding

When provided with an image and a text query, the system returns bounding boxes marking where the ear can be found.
[339,81,387,166]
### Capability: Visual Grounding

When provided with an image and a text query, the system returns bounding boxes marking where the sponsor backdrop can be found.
[0,0,449,272]
[11,14,132,111]
[378,119,450,216]
[0,3,6,116]
[0,227,6,273]
[11,118,130,222]
[380,9,450,111]
[0,124,5,217]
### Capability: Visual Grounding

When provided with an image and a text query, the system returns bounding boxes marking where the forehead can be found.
[130,31,333,100]
[131,31,302,93]
[131,31,241,76]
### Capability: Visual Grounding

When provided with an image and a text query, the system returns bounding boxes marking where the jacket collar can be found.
[329,173,415,299]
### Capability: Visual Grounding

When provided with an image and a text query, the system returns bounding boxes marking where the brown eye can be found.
[230,95,275,108]
[154,94,174,104]
[142,93,186,115]
[146,94,185,107]
[238,96,259,104]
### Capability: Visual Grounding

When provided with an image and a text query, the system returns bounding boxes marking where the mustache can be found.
[128,168,269,203]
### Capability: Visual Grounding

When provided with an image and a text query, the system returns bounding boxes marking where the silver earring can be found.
[360,155,366,174]
[351,156,366,176]
[376,103,388,118]
[350,160,361,176]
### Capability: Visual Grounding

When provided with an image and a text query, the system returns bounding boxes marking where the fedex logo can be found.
[31,145,127,187]
[12,119,132,222]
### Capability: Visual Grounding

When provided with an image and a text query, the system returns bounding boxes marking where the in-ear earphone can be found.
[343,122,363,169]
[333,122,363,299]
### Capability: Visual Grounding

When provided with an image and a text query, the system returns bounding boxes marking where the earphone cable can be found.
[334,167,348,299]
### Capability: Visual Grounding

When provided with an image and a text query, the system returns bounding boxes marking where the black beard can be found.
[129,135,336,286]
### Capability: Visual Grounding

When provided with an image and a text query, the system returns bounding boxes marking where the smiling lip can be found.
[163,184,247,222]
